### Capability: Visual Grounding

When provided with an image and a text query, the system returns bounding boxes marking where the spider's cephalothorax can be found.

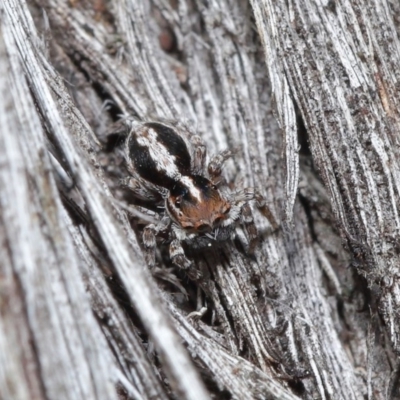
[123,121,275,269]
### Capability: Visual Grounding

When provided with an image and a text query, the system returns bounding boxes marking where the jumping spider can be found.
[116,120,276,270]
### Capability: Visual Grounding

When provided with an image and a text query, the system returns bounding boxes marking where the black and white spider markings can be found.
[115,120,276,270]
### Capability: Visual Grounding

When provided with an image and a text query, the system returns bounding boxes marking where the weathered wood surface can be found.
[1,0,399,399]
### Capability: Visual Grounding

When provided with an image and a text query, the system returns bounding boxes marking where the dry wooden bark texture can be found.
[1,0,400,399]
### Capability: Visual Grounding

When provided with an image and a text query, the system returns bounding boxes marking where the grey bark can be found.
[0,0,399,399]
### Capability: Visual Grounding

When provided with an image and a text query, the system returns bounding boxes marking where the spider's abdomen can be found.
[127,122,191,189]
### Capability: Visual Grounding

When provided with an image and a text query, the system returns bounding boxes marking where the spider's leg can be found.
[241,203,258,253]
[190,135,207,175]
[142,217,170,268]
[228,188,278,230]
[120,176,165,202]
[208,150,234,183]
[169,239,191,269]
[253,191,279,230]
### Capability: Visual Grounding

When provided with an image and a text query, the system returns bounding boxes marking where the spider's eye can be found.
[175,198,181,208]
[211,184,218,190]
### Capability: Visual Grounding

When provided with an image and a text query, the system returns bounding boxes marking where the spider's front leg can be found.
[241,203,259,252]
[190,135,207,175]
[142,217,170,268]
[208,149,234,183]
[168,224,192,269]
[226,187,279,232]
[253,190,279,231]
[169,238,191,270]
